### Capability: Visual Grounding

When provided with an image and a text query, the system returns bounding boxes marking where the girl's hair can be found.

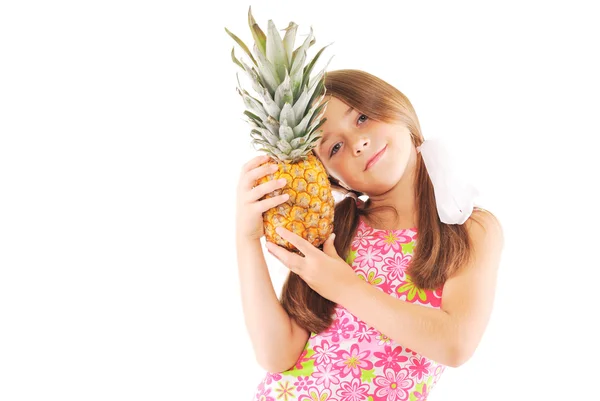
[280,69,491,334]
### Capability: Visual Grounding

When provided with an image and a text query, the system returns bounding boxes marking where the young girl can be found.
[236,69,504,401]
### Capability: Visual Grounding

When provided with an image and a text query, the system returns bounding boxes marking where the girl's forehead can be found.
[323,96,350,112]
[322,102,354,125]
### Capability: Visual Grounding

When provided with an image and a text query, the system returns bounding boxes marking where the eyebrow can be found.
[318,106,354,152]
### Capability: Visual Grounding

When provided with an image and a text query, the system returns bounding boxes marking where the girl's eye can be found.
[329,114,368,157]
[330,142,341,157]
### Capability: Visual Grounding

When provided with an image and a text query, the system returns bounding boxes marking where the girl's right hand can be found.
[236,155,289,241]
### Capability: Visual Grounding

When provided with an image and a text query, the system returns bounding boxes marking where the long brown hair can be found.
[280,69,489,334]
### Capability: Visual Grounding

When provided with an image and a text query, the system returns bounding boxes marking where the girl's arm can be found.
[338,211,504,367]
[236,236,310,372]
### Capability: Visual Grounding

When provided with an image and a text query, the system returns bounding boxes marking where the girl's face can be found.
[313,96,415,196]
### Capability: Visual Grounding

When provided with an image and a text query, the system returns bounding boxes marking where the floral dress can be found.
[253,216,446,401]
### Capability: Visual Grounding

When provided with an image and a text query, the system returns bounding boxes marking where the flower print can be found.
[354,245,383,269]
[265,372,283,385]
[299,386,339,401]
[313,363,341,389]
[336,377,370,401]
[408,357,431,381]
[335,343,374,379]
[379,279,395,295]
[401,241,415,255]
[292,348,314,371]
[274,381,296,401]
[256,386,275,401]
[432,365,446,385]
[373,368,414,401]
[356,266,386,287]
[352,222,374,250]
[312,340,340,365]
[373,230,412,254]
[374,345,409,371]
[345,249,358,266]
[324,317,355,343]
[294,376,315,393]
[411,383,429,401]
[354,321,376,343]
[428,288,443,308]
[334,305,346,318]
[396,275,428,304]
[376,333,392,346]
[382,253,411,282]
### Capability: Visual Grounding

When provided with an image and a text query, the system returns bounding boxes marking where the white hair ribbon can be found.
[417,138,479,225]
[343,192,358,201]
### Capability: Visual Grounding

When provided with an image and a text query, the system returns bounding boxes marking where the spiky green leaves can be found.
[248,6,266,56]
[266,20,289,81]
[282,22,298,67]
[253,43,279,95]
[279,103,295,128]
[224,27,257,67]
[289,27,314,98]
[274,72,293,108]
[226,7,332,162]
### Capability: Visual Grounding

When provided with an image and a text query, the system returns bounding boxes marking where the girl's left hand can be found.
[265,227,362,304]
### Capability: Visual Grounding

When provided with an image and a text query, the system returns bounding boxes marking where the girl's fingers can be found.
[273,226,316,258]
[241,154,270,173]
[265,241,304,274]
[249,177,287,201]
[256,193,289,213]
[245,162,279,185]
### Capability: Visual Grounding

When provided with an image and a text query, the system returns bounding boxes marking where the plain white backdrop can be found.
[1,0,598,400]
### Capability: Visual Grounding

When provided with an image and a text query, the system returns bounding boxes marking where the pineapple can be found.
[226,7,334,252]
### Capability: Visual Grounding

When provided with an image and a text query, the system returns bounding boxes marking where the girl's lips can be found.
[365,145,387,170]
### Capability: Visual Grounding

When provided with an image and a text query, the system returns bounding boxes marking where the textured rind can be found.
[258,153,334,251]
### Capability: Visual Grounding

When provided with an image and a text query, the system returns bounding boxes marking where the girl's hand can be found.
[236,155,288,241]
[265,227,362,304]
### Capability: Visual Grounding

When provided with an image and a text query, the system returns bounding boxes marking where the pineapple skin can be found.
[257,153,334,252]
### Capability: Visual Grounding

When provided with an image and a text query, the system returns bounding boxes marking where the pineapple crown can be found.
[225,7,333,162]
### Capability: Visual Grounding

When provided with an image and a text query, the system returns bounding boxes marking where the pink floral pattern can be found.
[253,217,446,401]
[374,345,409,371]
[335,344,374,379]
[373,368,414,401]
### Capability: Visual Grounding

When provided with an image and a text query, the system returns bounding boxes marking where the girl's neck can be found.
[361,208,417,231]
[363,153,417,230]
[361,189,417,231]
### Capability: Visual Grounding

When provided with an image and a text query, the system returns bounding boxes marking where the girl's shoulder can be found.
[471,206,500,224]
[467,206,504,242]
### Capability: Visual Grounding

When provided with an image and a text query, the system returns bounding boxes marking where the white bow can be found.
[417,139,479,225]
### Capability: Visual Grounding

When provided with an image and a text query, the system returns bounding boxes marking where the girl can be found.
[236,69,504,401]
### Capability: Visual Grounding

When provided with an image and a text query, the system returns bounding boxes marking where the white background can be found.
[1,0,598,400]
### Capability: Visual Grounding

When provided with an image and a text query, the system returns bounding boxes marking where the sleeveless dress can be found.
[253,216,446,401]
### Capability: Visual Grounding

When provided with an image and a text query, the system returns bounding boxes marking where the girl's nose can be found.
[353,136,370,156]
